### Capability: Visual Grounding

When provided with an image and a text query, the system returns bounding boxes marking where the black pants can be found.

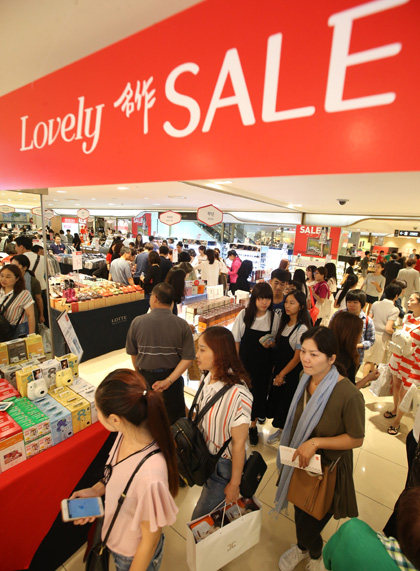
[139,369,186,425]
[295,506,333,559]
[383,429,418,539]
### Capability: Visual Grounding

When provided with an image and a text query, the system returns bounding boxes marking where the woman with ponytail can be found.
[71,369,178,571]
[334,274,358,310]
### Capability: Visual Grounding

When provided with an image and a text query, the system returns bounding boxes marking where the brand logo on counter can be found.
[111,316,127,325]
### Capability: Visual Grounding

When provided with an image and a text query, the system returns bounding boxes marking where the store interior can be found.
[1,1,420,571]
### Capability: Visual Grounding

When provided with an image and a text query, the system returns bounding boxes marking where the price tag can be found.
[72,251,83,270]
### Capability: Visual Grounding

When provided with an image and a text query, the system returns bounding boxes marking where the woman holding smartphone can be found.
[71,369,178,571]
[275,327,365,571]
[192,327,253,519]
[232,282,280,445]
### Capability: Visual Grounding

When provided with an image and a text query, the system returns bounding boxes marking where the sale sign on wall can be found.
[0,0,418,190]
[293,225,342,259]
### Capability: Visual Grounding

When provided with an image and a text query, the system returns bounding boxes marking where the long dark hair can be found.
[0,264,25,294]
[329,311,362,371]
[306,265,317,281]
[237,260,253,279]
[277,290,311,340]
[200,327,251,388]
[206,249,215,265]
[293,268,308,297]
[325,263,337,283]
[244,282,273,328]
[95,369,179,497]
[336,274,358,305]
[165,267,186,304]
[300,326,346,376]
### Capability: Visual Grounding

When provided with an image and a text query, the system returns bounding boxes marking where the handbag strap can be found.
[101,447,161,547]
[32,255,41,273]
[0,292,17,315]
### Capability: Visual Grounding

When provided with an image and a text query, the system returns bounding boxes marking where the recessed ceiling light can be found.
[153,203,160,206]
[109,203,115,206]
[213,181,232,184]
[117,186,130,190]
[288,204,302,208]
[143,197,149,200]
[167,195,187,199]
[56,190,67,194]
[91,198,96,201]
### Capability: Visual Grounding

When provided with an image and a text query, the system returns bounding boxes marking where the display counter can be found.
[59,261,94,275]
[51,298,150,362]
[0,422,114,571]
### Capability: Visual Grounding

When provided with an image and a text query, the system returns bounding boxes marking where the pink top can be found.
[314,281,329,300]
[102,435,178,557]
[228,257,241,284]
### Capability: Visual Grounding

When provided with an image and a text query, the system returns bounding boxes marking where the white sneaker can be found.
[306,555,326,570]
[267,429,282,445]
[278,544,309,571]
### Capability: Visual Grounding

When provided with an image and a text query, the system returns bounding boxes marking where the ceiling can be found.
[1,0,419,228]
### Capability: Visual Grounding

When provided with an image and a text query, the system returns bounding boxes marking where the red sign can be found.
[293,225,342,259]
[159,210,182,226]
[0,0,418,190]
[62,217,78,224]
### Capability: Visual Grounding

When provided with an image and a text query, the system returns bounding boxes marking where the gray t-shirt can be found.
[109,257,132,285]
[126,308,196,370]
[364,273,385,297]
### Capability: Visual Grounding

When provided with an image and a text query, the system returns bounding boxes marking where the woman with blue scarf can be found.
[275,327,365,571]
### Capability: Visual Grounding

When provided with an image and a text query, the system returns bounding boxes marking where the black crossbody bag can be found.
[85,447,161,571]
[0,293,25,342]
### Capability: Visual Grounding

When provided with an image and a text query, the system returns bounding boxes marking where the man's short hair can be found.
[159,245,169,256]
[120,246,131,256]
[148,235,155,242]
[271,268,291,282]
[15,236,32,250]
[152,282,174,305]
[32,245,43,254]
[391,253,398,260]
[406,259,416,267]
[346,289,367,307]
[144,242,154,251]
[392,278,407,290]
[178,251,191,263]
[384,284,402,300]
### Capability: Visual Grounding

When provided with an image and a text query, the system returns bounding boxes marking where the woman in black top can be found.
[165,267,186,315]
[72,233,82,251]
[111,240,123,262]
[234,260,253,293]
[143,250,162,296]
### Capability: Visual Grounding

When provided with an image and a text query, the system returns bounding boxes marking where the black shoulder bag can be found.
[171,378,233,487]
[0,293,25,342]
[85,447,161,571]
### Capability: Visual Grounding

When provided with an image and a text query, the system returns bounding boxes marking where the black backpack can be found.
[171,379,232,487]
[0,293,24,342]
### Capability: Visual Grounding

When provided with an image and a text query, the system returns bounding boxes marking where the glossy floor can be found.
[56,349,413,571]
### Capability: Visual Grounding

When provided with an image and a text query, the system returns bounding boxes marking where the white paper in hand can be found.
[279,445,322,474]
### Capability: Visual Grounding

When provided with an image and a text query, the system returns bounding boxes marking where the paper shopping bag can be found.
[186,497,262,571]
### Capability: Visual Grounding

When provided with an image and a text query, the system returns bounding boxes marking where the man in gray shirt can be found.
[126,282,195,423]
[109,246,135,285]
[134,242,154,283]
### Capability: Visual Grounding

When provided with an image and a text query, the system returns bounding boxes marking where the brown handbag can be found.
[287,459,339,521]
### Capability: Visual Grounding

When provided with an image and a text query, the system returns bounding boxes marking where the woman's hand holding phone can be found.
[68,488,102,525]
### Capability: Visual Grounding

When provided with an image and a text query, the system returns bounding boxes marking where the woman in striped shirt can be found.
[192,326,253,520]
[385,291,420,435]
[0,264,35,339]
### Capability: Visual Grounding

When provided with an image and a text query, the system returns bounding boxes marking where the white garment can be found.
[196,260,223,287]
[22,250,46,289]
[334,290,347,310]
[232,309,280,342]
[279,322,309,350]
[397,267,420,296]
[370,299,399,337]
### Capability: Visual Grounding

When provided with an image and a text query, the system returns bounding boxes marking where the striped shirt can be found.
[196,373,253,459]
[389,314,420,386]
[0,289,34,325]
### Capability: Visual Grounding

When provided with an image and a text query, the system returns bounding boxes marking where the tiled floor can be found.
[57,349,413,570]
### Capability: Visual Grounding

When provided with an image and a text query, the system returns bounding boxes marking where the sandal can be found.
[387,425,400,435]
[384,411,397,419]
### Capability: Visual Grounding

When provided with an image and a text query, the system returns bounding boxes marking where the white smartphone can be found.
[61,497,104,522]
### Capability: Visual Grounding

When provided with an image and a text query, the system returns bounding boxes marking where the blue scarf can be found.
[273,365,339,513]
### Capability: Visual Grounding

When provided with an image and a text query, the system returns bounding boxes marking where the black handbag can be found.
[85,448,161,571]
[240,451,267,498]
[0,293,24,342]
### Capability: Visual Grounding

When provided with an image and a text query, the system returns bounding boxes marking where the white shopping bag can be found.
[369,363,393,397]
[186,498,262,571]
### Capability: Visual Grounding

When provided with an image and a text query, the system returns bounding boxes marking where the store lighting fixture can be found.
[288,204,302,208]
[213,181,232,184]
[143,197,149,200]
[153,203,160,206]
[56,190,67,193]
[117,186,130,190]
[109,203,115,205]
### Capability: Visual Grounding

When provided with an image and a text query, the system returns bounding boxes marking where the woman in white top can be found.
[0,264,35,339]
[232,282,280,445]
[192,327,253,519]
[71,369,178,571]
[196,248,227,287]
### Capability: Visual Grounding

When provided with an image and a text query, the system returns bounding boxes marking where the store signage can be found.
[31,207,42,216]
[62,217,78,224]
[0,0,417,190]
[294,225,341,259]
[0,205,15,214]
[395,229,420,238]
[159,210,182,226]
[77,208,90,220]
[44,209,56,220]
[72,251,83,270]
[197,204,223,227]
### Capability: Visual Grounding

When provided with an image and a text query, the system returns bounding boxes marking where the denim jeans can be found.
[192,457,232,520]
[13,322,29,339]
[111,534,165,571]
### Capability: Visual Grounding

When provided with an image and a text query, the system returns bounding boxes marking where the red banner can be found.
[294,225,342,259]
[0,0,418,190]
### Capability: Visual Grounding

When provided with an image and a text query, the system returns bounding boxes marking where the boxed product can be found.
[38,433,53,452]
[16,365,44,398]
[6,339,27,364]
[0,413,26,472]
[7,407,38,444]
[14,399,51,437]
[35,395,73,445]
[56,353,79,378]
[0,343,9,367]
[0,379,20,401]
[24,334,44,360]
[49,387,91,433]
[72,379,97,423]
[38,358,61,388]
